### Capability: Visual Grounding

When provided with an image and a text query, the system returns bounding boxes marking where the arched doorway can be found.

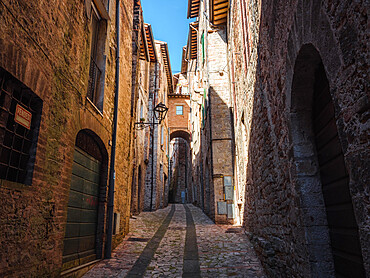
[290,44,365,277]
[62,129,108,269]
[168,136,191,204]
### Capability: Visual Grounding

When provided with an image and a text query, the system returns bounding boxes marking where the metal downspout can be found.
[105,0,120,259]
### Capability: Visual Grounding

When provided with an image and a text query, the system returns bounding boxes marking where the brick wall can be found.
[0,0,134,276]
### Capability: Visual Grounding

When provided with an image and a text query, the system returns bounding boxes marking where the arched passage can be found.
[290,44,365,277]
[168,136,191,204]
[62,129,108,269]
[170,129,191,143]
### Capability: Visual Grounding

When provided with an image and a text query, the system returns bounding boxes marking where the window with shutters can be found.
[0,67,43,185]
[87,3,107,112]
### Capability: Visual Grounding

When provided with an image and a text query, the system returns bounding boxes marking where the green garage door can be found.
[63,147,101,267]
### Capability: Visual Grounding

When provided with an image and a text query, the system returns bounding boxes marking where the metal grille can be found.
[0,68,42,184]
[87,58,102,107]
[86,9,102,111]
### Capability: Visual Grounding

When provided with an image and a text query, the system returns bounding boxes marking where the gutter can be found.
[105,0,120,258]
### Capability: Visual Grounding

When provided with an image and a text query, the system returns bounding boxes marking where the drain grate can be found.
[225,228,243,234]
[127,237,150,242]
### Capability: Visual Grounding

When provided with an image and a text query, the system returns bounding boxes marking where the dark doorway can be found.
[312,62,365,277]
[291,44,365,277]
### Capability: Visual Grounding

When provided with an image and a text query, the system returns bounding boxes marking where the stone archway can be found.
[290,44,365,277]
[170,129,191,143]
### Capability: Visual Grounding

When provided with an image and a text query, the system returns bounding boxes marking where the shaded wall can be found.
[230,0,369,276]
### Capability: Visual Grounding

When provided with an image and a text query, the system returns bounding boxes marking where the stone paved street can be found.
[83,204,265,278]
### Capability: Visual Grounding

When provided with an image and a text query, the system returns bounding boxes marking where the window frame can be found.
[176,105,183,115]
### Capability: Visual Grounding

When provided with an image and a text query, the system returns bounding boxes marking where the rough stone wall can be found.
[188,59,203,208]
[190,0,235,224]
[143,42,170,211]
[0,0,134,276]
[130,1,149,216]
[144,62,157,211]
[230,0,369,276]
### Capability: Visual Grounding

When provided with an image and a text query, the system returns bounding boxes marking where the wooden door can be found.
[313,63,365,277]
[63,147,100,267]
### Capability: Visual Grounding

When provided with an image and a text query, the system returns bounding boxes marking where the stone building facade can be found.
[130,1,157,216]
[0,0,136,276]
[143,41,173,211]
[228,0,369,277]
[168,73,192,204]
[186,0,237,224]
[184,0,369,277]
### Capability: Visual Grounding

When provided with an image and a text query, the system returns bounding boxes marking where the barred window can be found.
[87,3,106,112]
[0,67,43,184]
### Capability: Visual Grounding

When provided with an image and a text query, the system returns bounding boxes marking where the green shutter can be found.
[201,32,205,63]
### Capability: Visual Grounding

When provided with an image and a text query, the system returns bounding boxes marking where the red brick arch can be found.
[170,129,190,143]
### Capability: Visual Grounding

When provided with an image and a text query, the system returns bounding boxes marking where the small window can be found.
[161,126,164,145]
[139,101,144,119]
[0,67,43,184]
[176,105,183,115]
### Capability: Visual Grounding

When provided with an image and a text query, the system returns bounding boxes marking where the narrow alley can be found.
[0,0,368,277]
[83,204,265,277]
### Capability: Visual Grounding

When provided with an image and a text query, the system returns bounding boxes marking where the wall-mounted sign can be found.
[227,204,235,219]
[225,186,234,200]
[217,201,227,215]
[15,104,32,130]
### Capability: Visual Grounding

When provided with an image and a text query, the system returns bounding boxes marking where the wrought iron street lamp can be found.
[135,102,168,130]
[153,102,168,123]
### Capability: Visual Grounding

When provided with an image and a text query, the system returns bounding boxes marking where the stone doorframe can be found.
[288,44,335,277]
[283,1,355,276]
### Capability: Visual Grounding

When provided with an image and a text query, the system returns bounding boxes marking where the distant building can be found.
[186,0,237,224]
[130,1,157,216]
[142,41,173,211]
[168,71,192,204]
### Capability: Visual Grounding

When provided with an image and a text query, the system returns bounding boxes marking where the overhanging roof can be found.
[180,47,188,74]
[144,24,157,62]
[188,22,198,60]
[187,0,200,18]
[159,42,174,94]
[210,0,229,25]
[139,24,149,61]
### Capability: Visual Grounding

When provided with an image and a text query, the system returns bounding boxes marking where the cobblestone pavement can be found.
[83,204,265,278]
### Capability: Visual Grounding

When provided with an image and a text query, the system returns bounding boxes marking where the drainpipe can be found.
[105,0,120,259]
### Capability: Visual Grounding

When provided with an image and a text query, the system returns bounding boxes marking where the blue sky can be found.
[141,0,194,74]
